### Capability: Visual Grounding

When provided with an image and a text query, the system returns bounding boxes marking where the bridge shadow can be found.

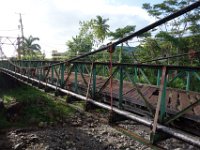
[0,130,12,150]
[0,125,115,150]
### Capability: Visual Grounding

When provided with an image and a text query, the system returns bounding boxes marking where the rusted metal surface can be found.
[2,68,200,147]
[178,92,194,115]
[61,72,200,122]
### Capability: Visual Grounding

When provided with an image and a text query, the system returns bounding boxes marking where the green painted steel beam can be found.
[167,71,185,84]
[134,67,138,83]
[159,76,167,122]
[60,63,65,87]
[92,64,96,98]
[151,66,167,144]
[186,71,190,92]
[98,67,119,94]
[157,69,161,86]
[139,68,151,84]
[194,72,200,81]
[119,65,123,108]
[124,69,154,115]
[51,66,54,84]
[74,64,78,93]
[77,64,88,87]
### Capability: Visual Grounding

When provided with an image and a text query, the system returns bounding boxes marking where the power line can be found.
[0,29,19,32]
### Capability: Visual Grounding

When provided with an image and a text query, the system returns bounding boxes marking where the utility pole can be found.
[16,13,25,58]
[19,13,24,39]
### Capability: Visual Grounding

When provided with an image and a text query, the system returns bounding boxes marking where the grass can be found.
[0,85,75,128]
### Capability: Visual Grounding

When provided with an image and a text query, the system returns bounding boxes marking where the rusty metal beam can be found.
[2,67,200,147]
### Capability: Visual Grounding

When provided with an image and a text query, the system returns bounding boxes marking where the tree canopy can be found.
[20,35,42,59]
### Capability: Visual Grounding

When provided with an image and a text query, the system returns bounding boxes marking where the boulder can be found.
[6,102,23,121]
[0,99,5,111]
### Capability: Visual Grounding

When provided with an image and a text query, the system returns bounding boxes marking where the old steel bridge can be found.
[1,1,200,147]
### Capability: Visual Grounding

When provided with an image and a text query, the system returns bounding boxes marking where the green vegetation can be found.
[109,25,136,63]
[44,0,200,91]
[18,35,43,60]
[64,0,200,65]
[66,15,110,60]
[0,85,75,128]
[138,0,200,65]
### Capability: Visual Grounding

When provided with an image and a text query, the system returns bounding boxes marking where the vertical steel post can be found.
[29,61,31,78]
[51,65,54,84]
[60,63,65,87]
[42,62,45,81]
[92,64,96,98]
[40,62,43,80]
[82,64,85,74]
[160,73,167,122]
[36,62,39,80]
[151,66,167,143]
[186,71,190,92]
[39,62,42,81]
[134,66,138,82]
[103,65,105,76]
[119,65,123,108]
[74,63,78,93]
[157,69,161,86]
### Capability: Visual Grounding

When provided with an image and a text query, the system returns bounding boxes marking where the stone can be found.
[6,102,23,121]
[7,102,22,113]
[0,99,5,110]
[29,134,39,143]
[173,148,182,150]
[38,121,45,128]
[100,130,108,135]
[14,142,25,150]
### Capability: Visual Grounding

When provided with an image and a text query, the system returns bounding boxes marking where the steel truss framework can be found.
[0,36,19,59]
[0,1,200,147]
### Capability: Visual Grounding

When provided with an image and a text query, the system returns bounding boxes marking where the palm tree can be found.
[109,25,136,63]
[93,15,110,45]
[22,35,41,59]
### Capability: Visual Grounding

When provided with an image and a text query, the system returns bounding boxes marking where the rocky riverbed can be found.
[0,109,198,150]
[0,110,148,150]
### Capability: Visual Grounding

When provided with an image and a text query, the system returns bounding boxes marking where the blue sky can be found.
[0,0,164,57]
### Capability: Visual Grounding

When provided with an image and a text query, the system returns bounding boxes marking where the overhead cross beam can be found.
[0,36,19,58]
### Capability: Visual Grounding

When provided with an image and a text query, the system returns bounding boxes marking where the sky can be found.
[0,0,163,58]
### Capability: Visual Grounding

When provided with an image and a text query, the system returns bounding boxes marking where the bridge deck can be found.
[59,72,200,122]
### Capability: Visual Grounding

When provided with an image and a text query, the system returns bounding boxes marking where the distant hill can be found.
[116,46,136,54]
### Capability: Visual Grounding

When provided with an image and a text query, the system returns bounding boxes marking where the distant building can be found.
[51,50,66,60]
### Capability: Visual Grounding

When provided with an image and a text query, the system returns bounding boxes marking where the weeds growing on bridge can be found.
[0,85,75,128]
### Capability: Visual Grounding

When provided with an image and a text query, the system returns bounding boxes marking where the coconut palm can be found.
[109,25,135,63]
[22,35,41,59]
[93,15,110,44]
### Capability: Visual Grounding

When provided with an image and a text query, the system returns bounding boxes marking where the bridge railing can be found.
[1,60,200,91]
[1,60,200,123]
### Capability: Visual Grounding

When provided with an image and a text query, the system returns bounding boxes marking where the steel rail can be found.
[140,51,200,64]
[71,61,200,71]
[4,59,200,71]
[1,67,200,147]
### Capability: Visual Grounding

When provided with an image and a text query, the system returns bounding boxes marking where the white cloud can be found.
[0,0,154,58]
